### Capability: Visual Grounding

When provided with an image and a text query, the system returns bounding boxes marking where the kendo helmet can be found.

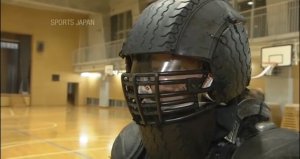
[120,0,251,125]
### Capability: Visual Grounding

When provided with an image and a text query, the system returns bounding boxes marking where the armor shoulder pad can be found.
[237,98,270,120]
[232,128,299,159]
[111,122,146,159]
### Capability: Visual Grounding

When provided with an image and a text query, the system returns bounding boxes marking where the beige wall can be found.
[86,77,101,98]
[0,4,96,106]
[109,75,125,100]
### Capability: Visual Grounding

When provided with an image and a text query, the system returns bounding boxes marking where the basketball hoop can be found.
[251,62,278,79]
[105,65,114,76]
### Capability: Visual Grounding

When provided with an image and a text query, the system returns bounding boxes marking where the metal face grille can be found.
[121,70,213,125]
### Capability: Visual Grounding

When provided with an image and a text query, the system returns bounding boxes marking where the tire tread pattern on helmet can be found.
[140,122,206,159]
[139,109,216,159]
[123,0,251,102]
[211,23,251,102]
[124,0,208,52]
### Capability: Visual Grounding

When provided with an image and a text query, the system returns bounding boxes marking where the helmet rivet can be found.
[131,99,136,103]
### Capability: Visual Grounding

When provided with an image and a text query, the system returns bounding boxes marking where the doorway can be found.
[1,32,32,94]
[67,82,78,106]
[1,41,20,93]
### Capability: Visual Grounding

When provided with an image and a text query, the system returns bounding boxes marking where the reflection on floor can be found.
[1,106,132,159]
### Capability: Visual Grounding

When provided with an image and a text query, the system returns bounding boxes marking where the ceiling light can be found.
[247,1,254,5]
[80,72,101,78]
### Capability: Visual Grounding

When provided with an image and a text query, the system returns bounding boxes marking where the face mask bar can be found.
[121,70,214,126]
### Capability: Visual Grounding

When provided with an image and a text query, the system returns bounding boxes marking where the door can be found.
[67,82,78,106]
[1,41,20,93]
[1,32,31,94]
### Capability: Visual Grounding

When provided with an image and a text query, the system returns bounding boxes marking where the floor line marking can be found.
[1,122,58,131]
[1,138,112,149]
[1,135,115,147]
[8,147,108,159]
[12,128,93,159]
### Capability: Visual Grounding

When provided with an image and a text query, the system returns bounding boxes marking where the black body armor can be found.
[111,0,299,158]
[111,90,299,159]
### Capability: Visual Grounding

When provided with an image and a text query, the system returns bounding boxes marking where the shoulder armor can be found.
[237,98,270,120]
[255,121,276,132]
[224,98,271,144]
[232,128,299,159]
[111,122,146,159]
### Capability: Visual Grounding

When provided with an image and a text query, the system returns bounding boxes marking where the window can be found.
[237,0,267,38]
[237,0,266,11]
[110,11,132,41]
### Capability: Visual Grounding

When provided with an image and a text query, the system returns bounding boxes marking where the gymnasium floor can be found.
[1,106,132,159]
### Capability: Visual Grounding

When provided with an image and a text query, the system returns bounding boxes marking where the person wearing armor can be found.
[111,0,299,158]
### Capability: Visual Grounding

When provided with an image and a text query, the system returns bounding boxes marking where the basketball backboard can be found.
[261,45,293,67]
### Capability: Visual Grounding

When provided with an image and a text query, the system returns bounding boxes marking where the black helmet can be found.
[120,0,251,125]
[120,0,251,158]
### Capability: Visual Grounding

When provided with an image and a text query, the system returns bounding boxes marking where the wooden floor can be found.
[1,106,132,159]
